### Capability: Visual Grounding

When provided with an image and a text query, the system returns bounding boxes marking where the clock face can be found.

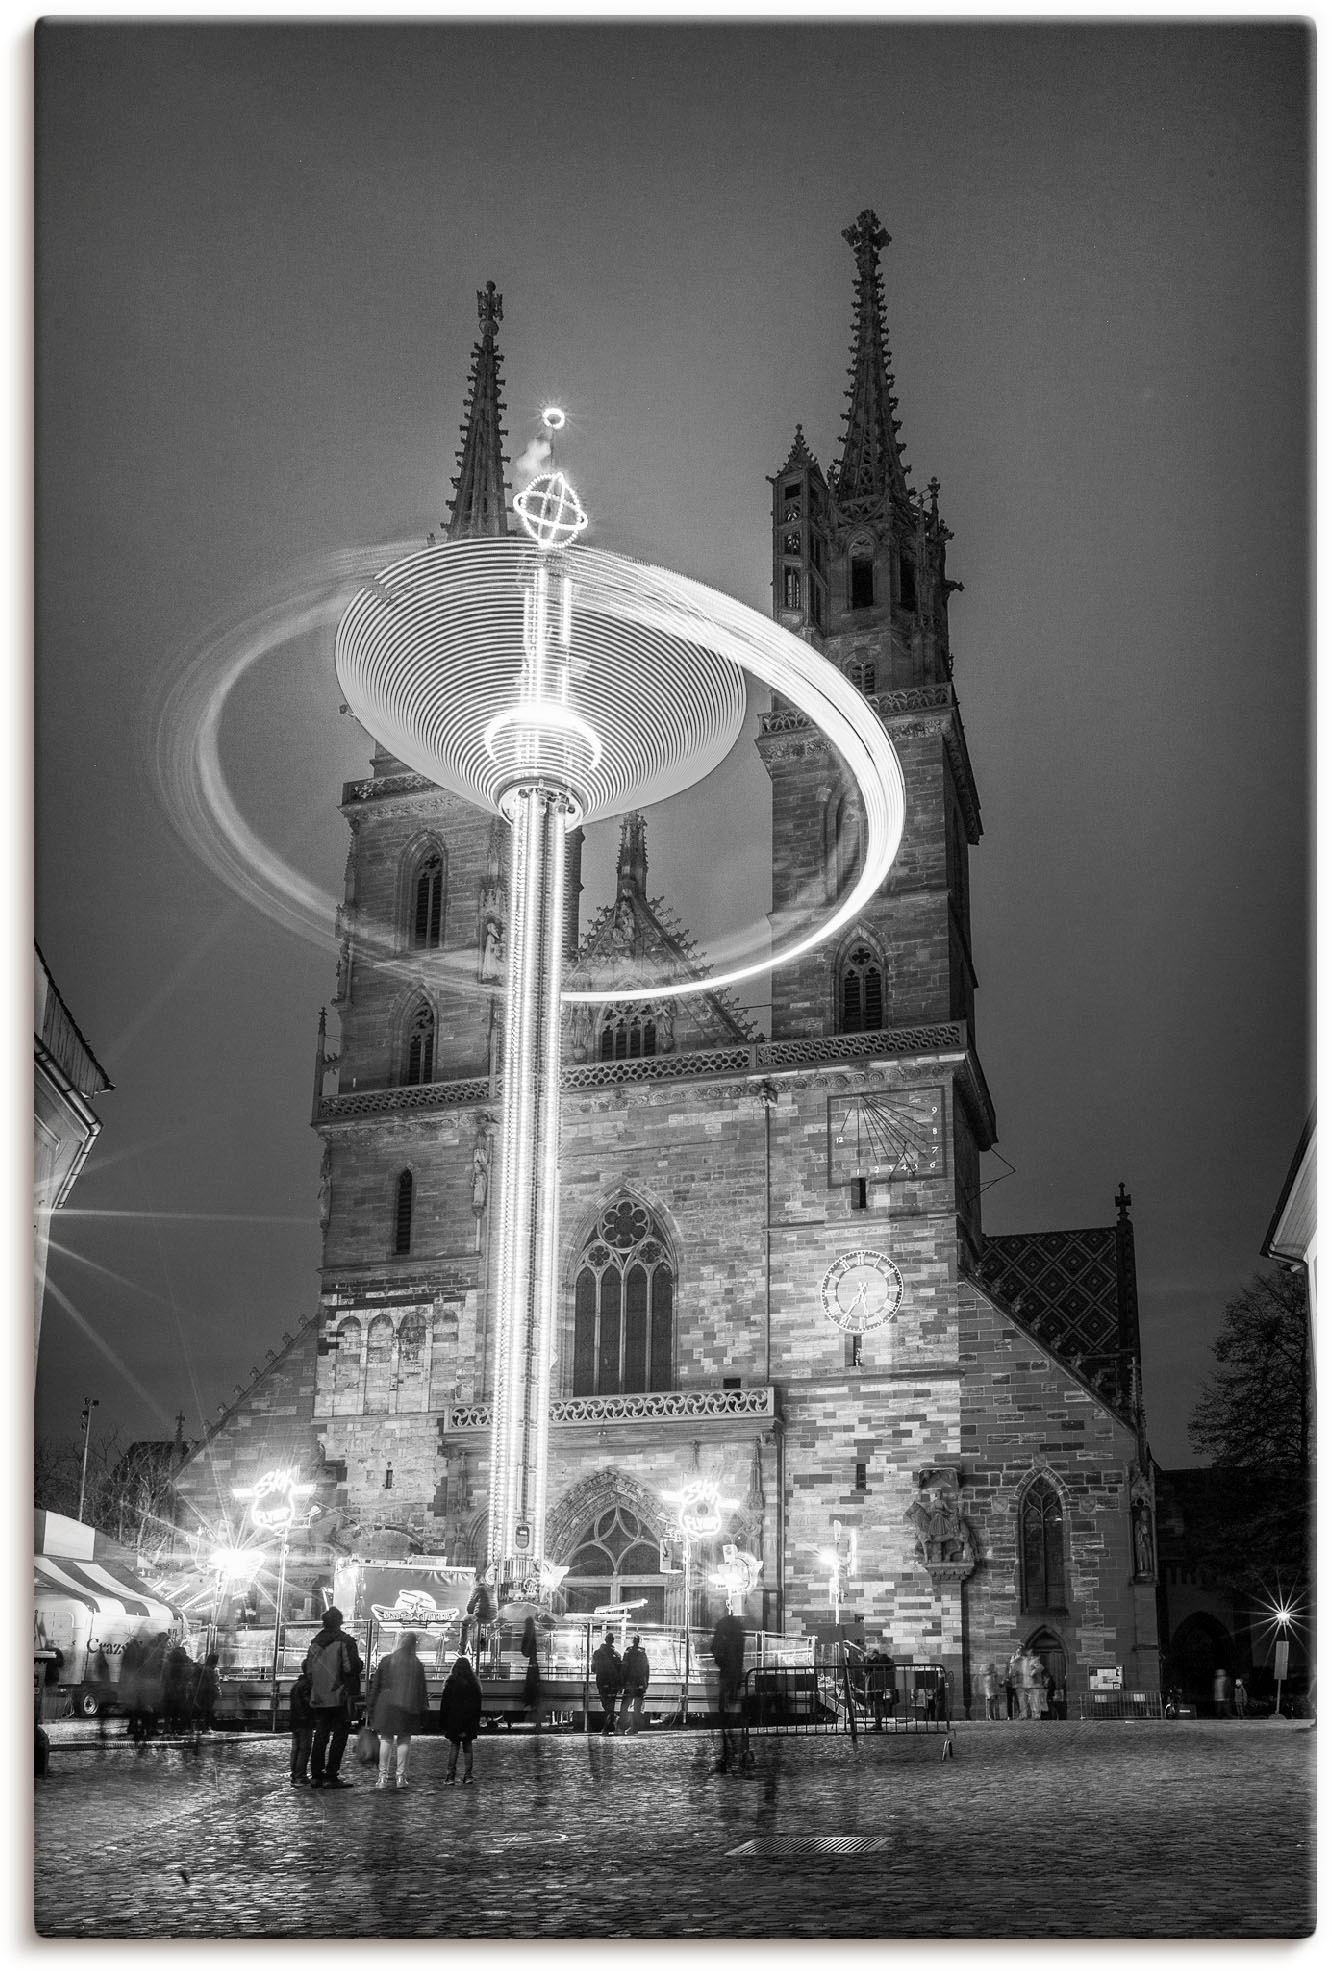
[828,1089,945,1185]
[820,1248,904,1334]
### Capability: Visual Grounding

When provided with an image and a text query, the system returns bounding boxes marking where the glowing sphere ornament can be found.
[512,470,589,550]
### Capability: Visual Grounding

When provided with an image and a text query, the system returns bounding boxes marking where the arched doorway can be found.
[1022,1624,1071,1716]
[559,1502,667,1622]
[1168,1613,1234,1712]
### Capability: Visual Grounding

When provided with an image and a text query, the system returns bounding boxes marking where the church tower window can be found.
[364,1314,394,1413]
[598,1007,658,1061]
[402,1002,436,1086]
[848,660,876,696]
[838,943,884,1033]
[393,1170,413,1254]
[850,551,874,610]
[783,567,802,611]
[899,551,917,612]
[410,851,444,950]
[1020,1477,1068,1611]
[572,1198,674,1396]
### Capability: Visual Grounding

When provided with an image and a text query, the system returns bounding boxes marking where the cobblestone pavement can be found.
[33,1719,1314,1940]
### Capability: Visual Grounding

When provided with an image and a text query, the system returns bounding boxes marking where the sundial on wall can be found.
[828,1087,944,1185]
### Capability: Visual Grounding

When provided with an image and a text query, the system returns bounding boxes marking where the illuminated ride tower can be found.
[335,432,909,1599]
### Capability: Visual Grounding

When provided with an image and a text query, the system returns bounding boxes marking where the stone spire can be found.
[445,281,510,540]
[616,812,649,897]
[835,211,909,510]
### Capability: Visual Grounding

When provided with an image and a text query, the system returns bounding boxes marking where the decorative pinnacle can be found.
[478,280,503,337]
[842,208,890,266]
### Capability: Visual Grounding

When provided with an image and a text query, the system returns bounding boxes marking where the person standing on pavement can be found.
[289,1669,314,1786]
[1234,1676,1249,1718]
[367,1630,428,1790]
[1213,1666,1232,1718]
[439,1654,483,1783]
[709,1607,747,1772]
[303,1605,363,1789]
[617,1634,650,1734]
[592,1628,622,1735]
[1003,1656,1017,1721]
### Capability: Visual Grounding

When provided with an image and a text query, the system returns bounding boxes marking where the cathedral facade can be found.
[174,214,1160,1712]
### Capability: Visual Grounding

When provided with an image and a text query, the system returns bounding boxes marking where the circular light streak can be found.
[540,406,566,431]
[335,537,906,1006]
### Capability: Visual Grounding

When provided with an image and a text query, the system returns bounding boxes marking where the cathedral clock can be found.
[827,1087,944,1185]
[820,1248,904,1333]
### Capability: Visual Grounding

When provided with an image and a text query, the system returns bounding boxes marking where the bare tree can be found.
[1189,1267,1313,1468]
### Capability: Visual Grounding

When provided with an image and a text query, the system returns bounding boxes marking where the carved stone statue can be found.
[657,1003,675,1054]
[568,1003,592,1063]
[480,912,504,983]
[471,1132,490,1215]
[904,1467,975,1583]
[1127,1465,1156,1579]
[317,1146,332,1232]
[334,935,352,1003]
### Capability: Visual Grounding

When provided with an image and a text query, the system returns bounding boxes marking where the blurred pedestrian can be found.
[303,1605,363,1789]
[1004,1658,1017,1720]
[367,1631,428,1789]
[592,1628,622,1735]
[439,1654,483,1784]
[982,1661,1001,1722]
[289,1668,314,1786]
[162,1640,194,1735]
[460,1568,497,1667]
[1213,1667,1232,1718]
[1042,1666,1057,1720]
[194,1652,221,1732]
[617,1634,650,1734]
[521,1616,543,1731]
[1234,1676,1249,1718]
[868,1646,896,1729]
[710,1606,746,1772]
[91,1646,112,1739]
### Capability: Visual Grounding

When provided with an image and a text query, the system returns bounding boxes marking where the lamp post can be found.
[664,1479,735,1720]
[234,1468,314,1731]
[76,1395,99,1523]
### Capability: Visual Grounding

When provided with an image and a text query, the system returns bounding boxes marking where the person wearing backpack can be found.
[303,1605,363,1789]
[591,1629,622,1735]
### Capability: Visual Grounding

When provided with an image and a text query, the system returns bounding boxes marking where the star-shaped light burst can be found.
[513,470,589,551]
[1252,1579,1308,1655]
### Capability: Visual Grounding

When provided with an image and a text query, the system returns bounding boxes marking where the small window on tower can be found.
[899,553,918,613]
[394,1170,413,1254]
[849,661,876,696]
[412,853,444,949]
[784,482,802,509]
[839,944,884,1034]
[783,567,802,611]
[855,1461,868,1492]
[850,553,874,610]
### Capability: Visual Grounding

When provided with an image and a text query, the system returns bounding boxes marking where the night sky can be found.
[32,19,1311,1472]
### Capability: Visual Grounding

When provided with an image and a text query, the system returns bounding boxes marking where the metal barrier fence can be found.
[743,1652,952,1737]
[1077,1690,1166,1721]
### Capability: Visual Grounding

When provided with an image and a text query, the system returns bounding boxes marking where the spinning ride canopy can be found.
[335,538,748,827]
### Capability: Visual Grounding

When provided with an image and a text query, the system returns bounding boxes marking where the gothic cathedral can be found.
[175,214,1160,1711]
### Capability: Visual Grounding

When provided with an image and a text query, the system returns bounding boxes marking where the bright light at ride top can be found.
[233,1467,314,1535]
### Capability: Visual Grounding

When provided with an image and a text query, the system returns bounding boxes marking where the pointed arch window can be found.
[560,1502,667,1621]
[364,1314,394,1414]
[1020,1477,1067,1612]
[331,1316,362,1415]
[394,1170,414,1255]
[838,943,884,1034]
[598,1006,658,1062]
[573,1198,674,1397]
[898,551,918,613]
[402,1003,435,1086]
[848,660,876,696]
[411,852,444,950]
[850,551,875,610]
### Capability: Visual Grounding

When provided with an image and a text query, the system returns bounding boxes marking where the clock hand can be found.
[845,1282,868,1312]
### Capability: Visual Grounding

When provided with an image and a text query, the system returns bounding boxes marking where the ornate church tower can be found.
[307,286,520,1552]
[757,210,992,1260]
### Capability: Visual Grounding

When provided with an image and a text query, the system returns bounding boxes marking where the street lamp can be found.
[76,1395,99,1523]
[233,1468,314,1730]
[664,1478,736,1719]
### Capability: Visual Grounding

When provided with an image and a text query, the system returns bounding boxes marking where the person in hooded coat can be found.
[439,1654,484,1784]
[367,1630,429,1789]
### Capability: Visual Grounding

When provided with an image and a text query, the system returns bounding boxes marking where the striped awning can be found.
[35,1555,183,1630]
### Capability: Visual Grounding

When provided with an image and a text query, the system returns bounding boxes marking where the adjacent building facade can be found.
[174,213,1160,1711]
[35,945,112,1371]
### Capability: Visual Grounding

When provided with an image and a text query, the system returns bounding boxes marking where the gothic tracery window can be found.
[402,1002,435,1086]
[1020,1477,1067,1611]
[560,1503,666,1619]
[410,851,444,950]
[850,551,874,610]
[838,942,884,1033]
[573,1198,674,1396]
